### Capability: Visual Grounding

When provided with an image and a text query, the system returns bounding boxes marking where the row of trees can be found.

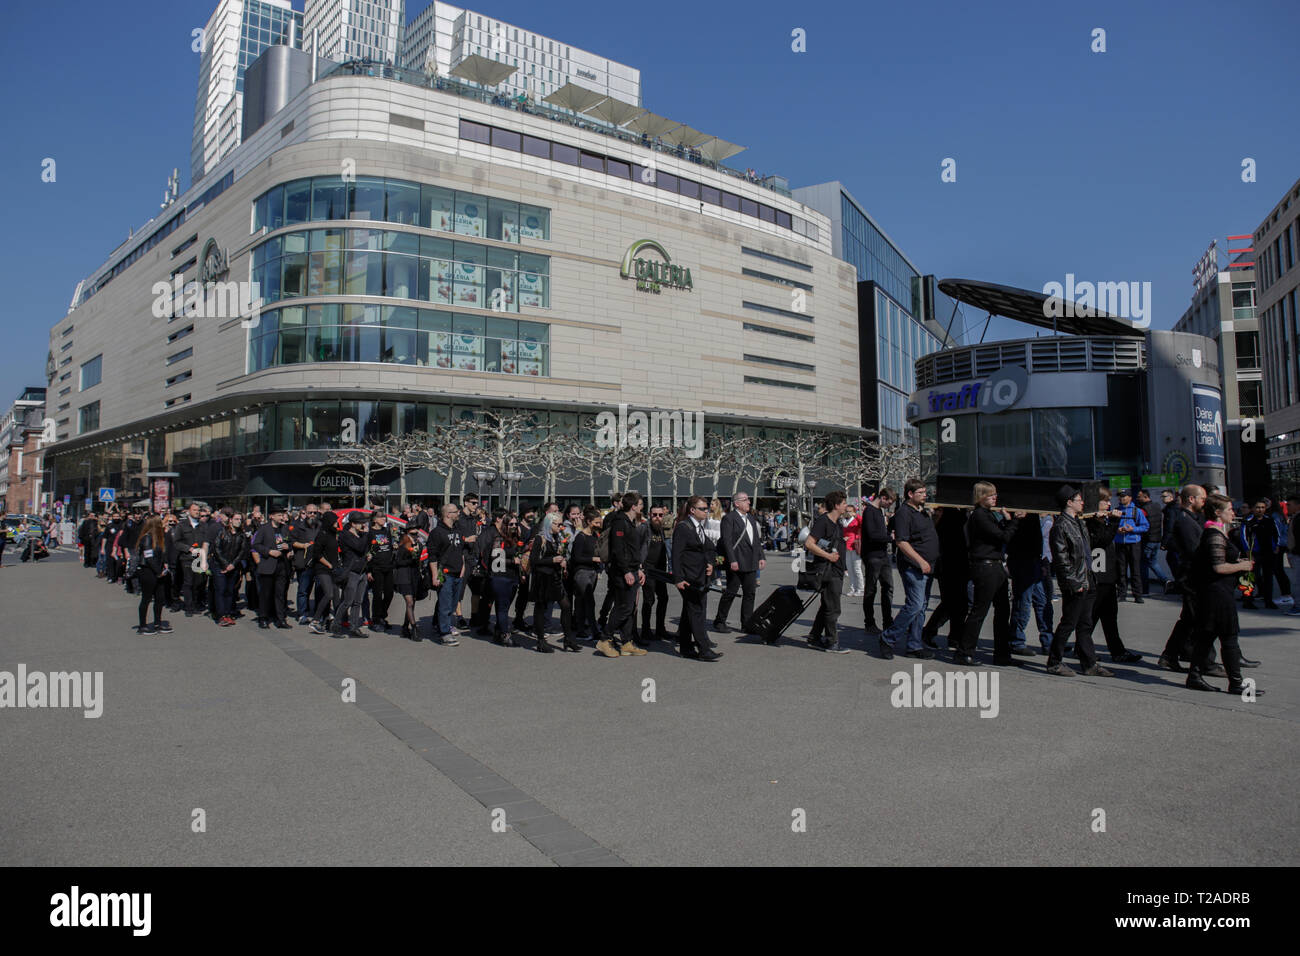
[324,409,928,512]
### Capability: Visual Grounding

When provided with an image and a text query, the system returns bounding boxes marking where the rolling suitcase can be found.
[743,585,820,645]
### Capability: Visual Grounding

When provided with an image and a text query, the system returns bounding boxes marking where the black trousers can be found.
[369,567,395,624]
[606,574,640,644]
[257,566,288,622]
[960,561,1012,659]
[1248,551,1275,604]
[532,572,573,639]
[924,570,969,645]
[715,568,757,628]
[1082,582,1127,656]
[1190,622,1244,684]
[808,573,844,645]
[676,582,711,655]
[512,572,531,623]
[861,552,893,628]
[312,570,336,622]
[1271,550,1292,596]
[571,569,600,637]
[598,573,617,626]
[469,574,493,630]
[181,557,206,612]
[1161,586,1215,663]
[137,568,167,628]
[640,575,669,635]
[1049,588,1097,668]
[1115,542,1142,599]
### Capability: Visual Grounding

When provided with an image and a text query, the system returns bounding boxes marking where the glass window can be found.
[607,158,630,179]
[775,210,792,230]
[350,177,386,221]
[700,184,721,205]
[398,402,429,434]
[1033,408,1093,478]
[978,411,1034,476]
[517,252,549,308]
[518,204,548,241]
[254,192,269,231]
[345,243,381,296]
[740,198,759,218]
[758,204,776,223]
[579,151,604,173]
[552,142,579,166]
[488,197,520,243]
[521,134,550,158]
[275,402,304,450]
[454,193,486,238]
[422,184,455,232]
[452,243,485,308]
[265,185,284,230]
[80,354,102,390]
[307,229,344,295]
[459,118,491,144]
[657,172,678,193]
[385,180,420,225]
[678,178,699,199]
[491,127,521,151]
[452,314,485,371]
[721,191,740,211]
[284,179,311,224]
[78,401,100,434]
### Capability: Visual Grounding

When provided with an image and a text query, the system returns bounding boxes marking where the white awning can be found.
[623,111,683,139]
[581,95,646,128]
[659,125,711,149]
[542,82,608,113]
[696,136,746,163]
[449,53,517,88]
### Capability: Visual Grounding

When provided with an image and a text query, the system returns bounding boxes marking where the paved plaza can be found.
[2,548,1297,866]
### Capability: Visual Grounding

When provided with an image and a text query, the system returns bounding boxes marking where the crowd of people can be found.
[0,510,62,566]
[69,479,1292,692]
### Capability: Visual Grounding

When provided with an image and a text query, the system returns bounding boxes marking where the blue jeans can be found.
[436,574,461,635]
[1011,578,1054,650]
[214,569,239,619]
[490,576,518,634]
[296,567,313,616]
[1142,541,1169,588]
[883,563,928,651]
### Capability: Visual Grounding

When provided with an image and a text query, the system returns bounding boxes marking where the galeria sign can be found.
[620,239,693,294]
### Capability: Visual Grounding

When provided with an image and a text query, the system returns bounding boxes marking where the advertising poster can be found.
[500,207,519,243]
[453,262,482,306]
[455,198,484,237]
[1191,383,1225,467]
[518,271,544,307]
[519,210,546,240]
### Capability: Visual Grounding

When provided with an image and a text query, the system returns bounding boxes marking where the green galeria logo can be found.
[620,239,693,294]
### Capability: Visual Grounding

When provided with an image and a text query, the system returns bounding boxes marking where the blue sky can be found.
[1,0,1296,395]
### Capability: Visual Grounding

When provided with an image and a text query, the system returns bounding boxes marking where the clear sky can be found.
[1,0,1296,396]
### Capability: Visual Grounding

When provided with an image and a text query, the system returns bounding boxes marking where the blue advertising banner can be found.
[1191,383,1225,467]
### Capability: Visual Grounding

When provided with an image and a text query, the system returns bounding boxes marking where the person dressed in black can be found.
[572,509,605,642]
[858,489,895,632]
[251,506,292,629]
[78,512,99,567]
[512,507,539,631]
[308,512,340,635]
[174,502,206,616]
[922,506,968,651]
[1046,485,1108,677]
[480,509,525,646]
[672,496,720,661]
[529,512,578,653]
[955,482,1021,666]
[366,513,397,633]
[804,490,850,654]
[133,516,174,635]
[1187,495,1264,696]
[1238,499,1280,610]
[212,511,248,627]
[1158,485,1222,674]
[393,530,422,641]
[639,505,670,642]
[335,511,371,638]
[1082,489,1143,664]
[601,492,647,658]
[713,492,766,635]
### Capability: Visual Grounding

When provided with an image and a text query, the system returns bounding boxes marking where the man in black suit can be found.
[713,492,766,634]
[673,496,721,661]
[1158,484,1224,674]
[173,502,207,616]
[251,506,292,629]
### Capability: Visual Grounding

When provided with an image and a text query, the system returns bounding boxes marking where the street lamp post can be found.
[501,470,524,514]
[79,460,91,518]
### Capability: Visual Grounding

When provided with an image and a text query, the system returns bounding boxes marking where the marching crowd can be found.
[68,478,1294,691]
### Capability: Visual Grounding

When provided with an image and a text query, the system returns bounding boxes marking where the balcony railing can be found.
[320,60,793,198]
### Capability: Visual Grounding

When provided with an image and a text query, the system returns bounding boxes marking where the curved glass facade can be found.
[247,305,550,376]
[250,228,550,312]
[253,177,550,243]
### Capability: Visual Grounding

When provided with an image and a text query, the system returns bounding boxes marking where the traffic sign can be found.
[98,488,116,503]
[63,494,71,505]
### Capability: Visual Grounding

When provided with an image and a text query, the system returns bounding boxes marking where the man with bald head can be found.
[1159,484,1221,673]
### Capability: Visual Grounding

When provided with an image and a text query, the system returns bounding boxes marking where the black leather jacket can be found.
[1049,512,1093,594]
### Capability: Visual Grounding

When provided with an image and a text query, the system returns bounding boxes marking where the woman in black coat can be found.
[308,512,340,634]
[1187,494,1262,696]
[212,512,249,626]
[477,510,525,647]
[393,531,422,641]
[134,517,173,635]
[528,512,577,653]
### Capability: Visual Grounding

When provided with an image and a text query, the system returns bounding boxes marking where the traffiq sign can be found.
[620,239,693,294]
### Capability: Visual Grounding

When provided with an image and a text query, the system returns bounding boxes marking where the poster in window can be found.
[520,210,546,240]
[518,271,543,307]
[518,359,542,376]
[453,353,481,371]
[516,339,542,361]
[453,262,482,306]
[455,198,484,237]
[432,195,454,232]
[501,207,519,243]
